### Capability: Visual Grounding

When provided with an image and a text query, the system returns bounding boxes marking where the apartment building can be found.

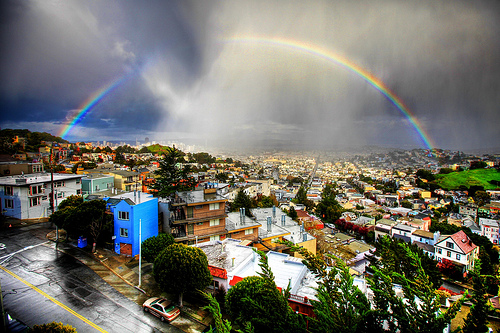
[170,187,228,244]
[0,173,83,219]
[479,218,499,244]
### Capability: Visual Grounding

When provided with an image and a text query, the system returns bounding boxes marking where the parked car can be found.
[143,297,180,322]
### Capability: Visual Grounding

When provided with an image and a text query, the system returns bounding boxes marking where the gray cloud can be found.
[1,0,499,151]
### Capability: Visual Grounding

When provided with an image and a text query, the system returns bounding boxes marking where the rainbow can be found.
[58,73,131,139]
[224,36,436,151]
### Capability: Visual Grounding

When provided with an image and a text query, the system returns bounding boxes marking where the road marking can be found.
[0,241,51,264]
[0,264,108,333]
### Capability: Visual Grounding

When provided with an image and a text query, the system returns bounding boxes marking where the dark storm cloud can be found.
[1,0,499,150]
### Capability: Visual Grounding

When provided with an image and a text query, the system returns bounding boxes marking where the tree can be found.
[294,186,307,205]
[288,206,298,220]
[141,233,175,263]
[225,251,305,333]
[153,243,212,307]
[215,172,229,183]
[151,146,196,198]
[461,260,495,333]
[50,198,112,249]
[232,189,253,214]
[401,200,412,209]
[29,322,77,332]
[258,195,275,208]
[315,184,343,223]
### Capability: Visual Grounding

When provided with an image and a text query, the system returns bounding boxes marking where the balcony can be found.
[170,209,227,224]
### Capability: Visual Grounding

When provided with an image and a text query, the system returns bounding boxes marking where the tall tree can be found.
[232,189,253,214]
[151,146,196,198]
[461,260,495,333]
[153,243,212,307]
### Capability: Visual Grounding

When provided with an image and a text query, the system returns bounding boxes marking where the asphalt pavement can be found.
[2,219,212,333]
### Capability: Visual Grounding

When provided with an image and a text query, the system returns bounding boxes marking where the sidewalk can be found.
[40,228,213,333]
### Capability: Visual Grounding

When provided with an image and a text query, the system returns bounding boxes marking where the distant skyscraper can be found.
[145,137,150,144]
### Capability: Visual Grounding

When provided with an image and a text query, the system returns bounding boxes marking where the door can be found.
[120,243,132,256]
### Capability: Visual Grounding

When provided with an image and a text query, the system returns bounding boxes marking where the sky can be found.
[1,0,499,152]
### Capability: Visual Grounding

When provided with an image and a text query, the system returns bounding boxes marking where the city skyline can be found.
[1,0,499,151]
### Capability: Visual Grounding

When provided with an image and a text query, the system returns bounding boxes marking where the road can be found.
[0,224,182,333]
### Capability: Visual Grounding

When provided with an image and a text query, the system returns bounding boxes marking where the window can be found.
[57,192,63,198]
[120,228,129,237]
[5,186,13,196]
[210,235,220,241]
[446,241,454,249]
[4,199,13,209]
[210,219,220,226]
[54,181,64,188]
[437,248,442,254]
[209,203,220,210]
[196,222,204,226]
[214,280,220,289]
[30,185,44,195]
[76,189,81,195]
[30,197,41,207]
[456,254,461,260]
[76,179,81,184]
[118,211,129,220]
[245,229,253,235]
[447,251,451,257]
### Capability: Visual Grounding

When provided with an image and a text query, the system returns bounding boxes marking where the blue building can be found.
[105,191,158,256]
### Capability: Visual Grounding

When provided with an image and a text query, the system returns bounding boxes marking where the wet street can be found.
[0,224,182,332]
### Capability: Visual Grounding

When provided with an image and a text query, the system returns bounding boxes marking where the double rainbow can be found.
[224,36,435,151]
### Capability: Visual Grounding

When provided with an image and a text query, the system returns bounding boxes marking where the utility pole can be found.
[138,218,142,288]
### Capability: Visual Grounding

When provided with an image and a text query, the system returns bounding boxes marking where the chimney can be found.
[281,214,286,226]
[267,216,272,232]
[272,206,276,219]
[303,233,307,242]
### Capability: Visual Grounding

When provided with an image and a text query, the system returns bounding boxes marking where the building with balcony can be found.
[0,173,83,219]
[169,188,228,244]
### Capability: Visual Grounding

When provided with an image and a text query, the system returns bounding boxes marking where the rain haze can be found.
[1,0,499,151]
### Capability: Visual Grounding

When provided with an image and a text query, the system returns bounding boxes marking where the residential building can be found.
[374,219,397,239]
[169,187,228,244]
[459,204,478,218]
[479,218,499,244]
[0,173,83,219]
[251,207,316,257]
[105,191,158,257]
[434,230,479,272]
[0,161,44,176]
[81,174,114,195]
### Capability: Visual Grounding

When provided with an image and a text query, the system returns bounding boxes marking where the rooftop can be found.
[176,189,227,205]
[107,191,156,205]
[225,212,261,232]
[0,172,83,185]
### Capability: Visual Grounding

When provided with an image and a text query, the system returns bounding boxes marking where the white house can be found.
[0,173,84,219]
[434,230,479,272]
[479,218,500,244]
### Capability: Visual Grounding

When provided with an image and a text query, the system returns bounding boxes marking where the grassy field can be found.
[434,168,500,190]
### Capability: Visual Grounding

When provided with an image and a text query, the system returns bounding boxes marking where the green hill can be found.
[434,168,500,190]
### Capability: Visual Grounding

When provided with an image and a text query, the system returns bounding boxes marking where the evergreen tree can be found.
[461,260,495,333]
[141,233,175,263]
[151,146,196,198]
[232,189,253,214]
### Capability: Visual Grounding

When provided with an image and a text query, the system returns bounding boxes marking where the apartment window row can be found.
[209,219,220,226]
[209,203,220,211]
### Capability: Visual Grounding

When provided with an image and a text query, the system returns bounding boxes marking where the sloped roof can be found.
[450,230,478,254]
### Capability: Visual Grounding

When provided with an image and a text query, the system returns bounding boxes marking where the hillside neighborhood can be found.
[1,131,500,332]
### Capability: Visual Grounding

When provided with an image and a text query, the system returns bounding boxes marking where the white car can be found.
[143,297,180,322]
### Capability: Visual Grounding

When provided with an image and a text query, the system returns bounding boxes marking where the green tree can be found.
[294,186,307,205]
[315,184,343,222]
[225,251,305,333]
[215,172,229,183]
[232,189,253,214]
[153,243,212,307]
[151,146,196,198]
[288,206,298,220]
[141,233,175,263]
[29,322,77,332]
[50,199,112,250]
[461,260,495,333]
[258,195,275,208]
[400,200,412,209]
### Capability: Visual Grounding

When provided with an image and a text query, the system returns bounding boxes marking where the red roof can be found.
[450,230,478,254]
[229,276,244,286]
[296,210,310,218]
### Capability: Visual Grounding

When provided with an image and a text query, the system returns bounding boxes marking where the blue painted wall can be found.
[107,193,158,256]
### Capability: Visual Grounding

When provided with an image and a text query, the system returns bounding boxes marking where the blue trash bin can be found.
[77,236,87,248]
